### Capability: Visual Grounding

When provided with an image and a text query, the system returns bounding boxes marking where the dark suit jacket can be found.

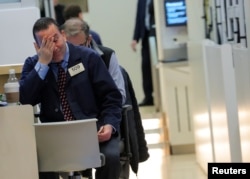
[132,0,154,42]
[54,4,65,26]
[90,30,103,45]
[19,43,122,131]
[120,66,149,174]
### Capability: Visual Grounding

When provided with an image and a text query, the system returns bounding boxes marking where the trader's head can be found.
[33,17,67,63]
[61,18,92,47]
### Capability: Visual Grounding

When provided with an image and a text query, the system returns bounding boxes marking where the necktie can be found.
[57,63,75,121]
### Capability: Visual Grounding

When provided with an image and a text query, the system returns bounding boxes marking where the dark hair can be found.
[63,5,82,20]
[32,17,59,43]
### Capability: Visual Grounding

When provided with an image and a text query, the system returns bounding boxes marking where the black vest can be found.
[96,45,114,69]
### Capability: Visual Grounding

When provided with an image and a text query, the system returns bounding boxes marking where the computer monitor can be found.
[0,0,37,9]
[0,0,40,65]
[0,0,20,3]
[164,0,187,27]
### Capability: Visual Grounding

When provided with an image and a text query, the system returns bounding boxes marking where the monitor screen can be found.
[0,0,20,3]
[0,0,37,9]
[164,0,187,27]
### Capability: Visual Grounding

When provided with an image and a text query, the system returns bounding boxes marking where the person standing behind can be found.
[63,4,103,45]
[39,0,66,26]
[53,0,65,26]
[61,18,126,104]
[131,0,155,106]
[61,18,150,175]
[19,17,122,179]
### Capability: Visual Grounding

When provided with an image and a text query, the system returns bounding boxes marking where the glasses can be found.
[79,41,88,47]
[79,35,91,48]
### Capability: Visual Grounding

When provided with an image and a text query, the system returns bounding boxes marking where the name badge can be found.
[68,63,85,77]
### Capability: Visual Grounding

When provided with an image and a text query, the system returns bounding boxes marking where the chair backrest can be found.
[34,119,102,172]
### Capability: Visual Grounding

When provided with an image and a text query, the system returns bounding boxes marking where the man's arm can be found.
[86,51,122,142]
[19,56,45,105]
[108,53,126,104]
[87,51,123,129]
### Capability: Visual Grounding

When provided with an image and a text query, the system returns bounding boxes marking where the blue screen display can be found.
[164,0,187,27]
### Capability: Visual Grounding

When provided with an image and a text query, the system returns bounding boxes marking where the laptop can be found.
[34,119,102,172]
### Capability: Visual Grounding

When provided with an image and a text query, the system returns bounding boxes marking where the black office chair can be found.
[119,105,133,179]
[79,104,133,179]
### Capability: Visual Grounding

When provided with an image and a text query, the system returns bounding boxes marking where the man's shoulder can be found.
[97,45,115,54]
[67,42,101,63]
[90,30,100,37]
[68,42,96,54]
[24,54,38,63]
[89,30,102,45]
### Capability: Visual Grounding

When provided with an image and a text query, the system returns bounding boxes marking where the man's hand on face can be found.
[34,36,55,65]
